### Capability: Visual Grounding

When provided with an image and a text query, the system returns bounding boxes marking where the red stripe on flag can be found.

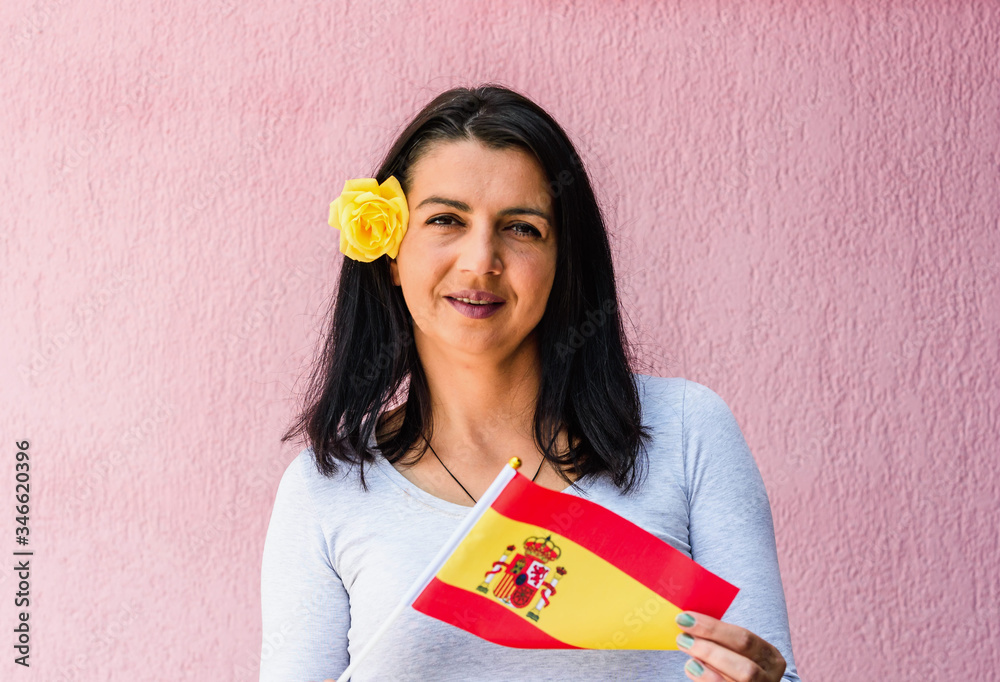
[490,474,739,618]
[412,578,579,649]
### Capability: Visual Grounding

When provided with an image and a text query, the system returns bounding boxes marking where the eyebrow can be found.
[415,196,552,223]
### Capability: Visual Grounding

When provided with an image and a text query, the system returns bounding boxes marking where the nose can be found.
[456,219,502,276]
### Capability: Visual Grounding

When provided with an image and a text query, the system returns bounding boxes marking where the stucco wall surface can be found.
[1,1,998,680]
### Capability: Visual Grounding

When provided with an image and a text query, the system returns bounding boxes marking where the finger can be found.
[676,611,766,661]
[678,634,765,681]
[683,656,728,681]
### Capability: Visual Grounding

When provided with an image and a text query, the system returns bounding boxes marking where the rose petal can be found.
[343,178,379,194]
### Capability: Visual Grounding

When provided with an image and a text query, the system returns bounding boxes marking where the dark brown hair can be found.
[282,83,652,493]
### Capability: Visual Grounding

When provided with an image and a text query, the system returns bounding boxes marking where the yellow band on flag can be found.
[433,507,686,649]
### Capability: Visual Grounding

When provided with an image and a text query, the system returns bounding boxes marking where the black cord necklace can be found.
[424,434,544,504]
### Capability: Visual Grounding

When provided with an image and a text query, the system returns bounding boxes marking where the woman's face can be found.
[389,138,557,364]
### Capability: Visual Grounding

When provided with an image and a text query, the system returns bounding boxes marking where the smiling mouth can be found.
[447,297,501,306]
[445,296,506,318]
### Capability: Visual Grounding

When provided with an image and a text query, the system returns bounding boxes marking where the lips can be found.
[445,289,506,303]
[443,289,506,319]
[446,297,501,306]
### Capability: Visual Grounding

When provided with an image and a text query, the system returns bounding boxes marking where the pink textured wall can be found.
[2,1,997,679]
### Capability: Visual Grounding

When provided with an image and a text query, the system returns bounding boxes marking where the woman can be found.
[260,84,800,681]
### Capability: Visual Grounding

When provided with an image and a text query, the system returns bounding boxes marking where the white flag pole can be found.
[335,458,522,682]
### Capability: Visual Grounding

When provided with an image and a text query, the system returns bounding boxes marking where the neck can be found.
[415,330,543,462]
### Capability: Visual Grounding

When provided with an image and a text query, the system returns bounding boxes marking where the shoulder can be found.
[632,373,738,433]
[632,374,755,489]
[281,446,369,486]
[275,447,331,497]
[640,378,764,504]
[271,447,374,520]
[268,449,324,525]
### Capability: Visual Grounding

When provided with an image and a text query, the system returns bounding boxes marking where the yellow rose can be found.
[328,176,409,262]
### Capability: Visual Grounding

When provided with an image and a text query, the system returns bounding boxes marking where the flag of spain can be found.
[411,459,739,650]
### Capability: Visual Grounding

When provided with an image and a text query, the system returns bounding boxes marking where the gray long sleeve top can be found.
[259,374,801,681]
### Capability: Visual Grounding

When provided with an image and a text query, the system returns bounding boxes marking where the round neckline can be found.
[368,429,597,515]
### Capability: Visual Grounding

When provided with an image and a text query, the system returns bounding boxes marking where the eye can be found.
[510,223,542,238]
[428,215,462,227]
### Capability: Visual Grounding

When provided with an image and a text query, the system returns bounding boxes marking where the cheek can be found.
[393,238,424,288]
[516,257,557,314]
[397,254,446,303]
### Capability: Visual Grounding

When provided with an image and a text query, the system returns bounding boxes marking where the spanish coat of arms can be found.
[476,535,568,622]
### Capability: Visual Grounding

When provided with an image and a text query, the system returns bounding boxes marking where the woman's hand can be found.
[675,611,786,681]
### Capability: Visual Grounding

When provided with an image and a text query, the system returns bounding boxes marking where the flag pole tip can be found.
[509,457,522,469]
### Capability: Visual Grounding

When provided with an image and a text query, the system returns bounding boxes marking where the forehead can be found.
[407,139,551,207]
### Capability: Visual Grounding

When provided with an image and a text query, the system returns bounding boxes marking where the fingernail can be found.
[677,633,694,649]
[676,612,696,627]
[685,659,705,677]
